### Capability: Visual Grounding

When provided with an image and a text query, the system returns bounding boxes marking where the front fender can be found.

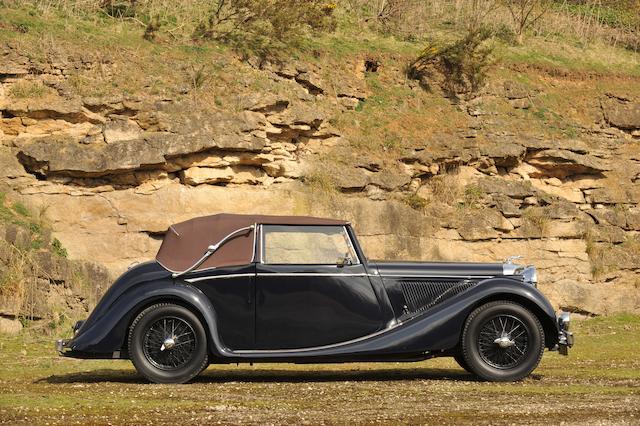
[67,280,226,358]
[394,277,559,353]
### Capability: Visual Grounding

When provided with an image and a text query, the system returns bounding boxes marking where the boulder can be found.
[332,167,369,191]
[503,80,529,100]
[479,142,526,168]
[602,97,640,130]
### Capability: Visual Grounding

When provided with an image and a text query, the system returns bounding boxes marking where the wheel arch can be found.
[465,292,558,349]
[121,295,219,358]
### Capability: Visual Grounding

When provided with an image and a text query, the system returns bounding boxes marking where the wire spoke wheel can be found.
[477,314,529,370]
[142,316,197,371]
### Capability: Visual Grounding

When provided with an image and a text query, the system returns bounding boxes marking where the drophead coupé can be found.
[57,214,573,383]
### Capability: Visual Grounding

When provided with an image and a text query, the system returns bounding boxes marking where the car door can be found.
[255,224,384,350]
[185,264,255,350]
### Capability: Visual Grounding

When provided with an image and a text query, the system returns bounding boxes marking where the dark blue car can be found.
[57,213,573,383]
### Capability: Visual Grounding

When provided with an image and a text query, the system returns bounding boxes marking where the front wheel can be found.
[461,301,545,382]
[128,303,208,384]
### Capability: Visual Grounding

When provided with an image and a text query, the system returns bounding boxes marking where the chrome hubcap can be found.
[160,337,176,351]
[493,336,516,349]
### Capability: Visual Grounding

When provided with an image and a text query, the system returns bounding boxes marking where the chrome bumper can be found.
[557,312,574,355]
[56,338,71,355]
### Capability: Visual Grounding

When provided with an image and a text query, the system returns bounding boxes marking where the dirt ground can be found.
[0,315,639,425]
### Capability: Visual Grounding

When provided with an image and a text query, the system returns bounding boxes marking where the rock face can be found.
[602,95,640,130]
[0,223,111,334]
[1,45,640,318]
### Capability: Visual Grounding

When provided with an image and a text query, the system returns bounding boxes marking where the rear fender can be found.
[68,281,226,357]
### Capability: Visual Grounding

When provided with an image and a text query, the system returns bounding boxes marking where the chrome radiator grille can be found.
[400,280,478,314]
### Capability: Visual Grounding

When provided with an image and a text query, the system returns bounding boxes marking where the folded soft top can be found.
[156,213,347,273]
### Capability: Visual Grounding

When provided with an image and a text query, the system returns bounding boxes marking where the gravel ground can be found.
[1,315,638,425]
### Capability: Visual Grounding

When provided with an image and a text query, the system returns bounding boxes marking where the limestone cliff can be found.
[2,39,640,319]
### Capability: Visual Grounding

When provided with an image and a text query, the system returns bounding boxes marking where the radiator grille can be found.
[400,280,478,314]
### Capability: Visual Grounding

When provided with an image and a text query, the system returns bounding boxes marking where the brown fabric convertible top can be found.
[156,213,348,273]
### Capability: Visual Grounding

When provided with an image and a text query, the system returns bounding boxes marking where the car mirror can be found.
[336,254,353,267]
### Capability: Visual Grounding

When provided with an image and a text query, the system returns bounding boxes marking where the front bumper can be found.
[557,312,574,355]
[56,338,72,356]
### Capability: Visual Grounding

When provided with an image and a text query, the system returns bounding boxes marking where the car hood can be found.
[369,261,509,278]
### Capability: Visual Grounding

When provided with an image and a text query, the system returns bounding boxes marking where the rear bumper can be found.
[557,312,574,355]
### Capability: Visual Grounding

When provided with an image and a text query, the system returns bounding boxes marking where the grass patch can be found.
[7,80,50,98]
[427,173,462,205]
[404,193,428,210]
[522,206,550,236]
[0,315,638,424]
[302,170,337,195]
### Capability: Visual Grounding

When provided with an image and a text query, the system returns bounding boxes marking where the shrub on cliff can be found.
[192,0,337,58]
[407,27,493,97]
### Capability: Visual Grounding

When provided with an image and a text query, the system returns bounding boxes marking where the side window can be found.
[262,225,359,265]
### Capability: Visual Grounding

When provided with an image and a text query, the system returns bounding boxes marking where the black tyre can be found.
[128,303,208,384]
[461,301,544,382]
[453,352,472,373]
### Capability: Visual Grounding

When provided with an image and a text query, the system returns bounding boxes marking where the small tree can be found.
[504,0,551,44]
[503,0,551,44]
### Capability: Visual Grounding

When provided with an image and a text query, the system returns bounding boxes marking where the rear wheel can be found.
[128,303,208,384]
[461,301,544,382]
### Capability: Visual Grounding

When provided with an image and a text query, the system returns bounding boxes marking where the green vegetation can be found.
[408,27,494,96]
[51,238,68,258]
[0,192,69,291]
[460,184,484,209]
[404,193,428,210]
[0,315,638,424]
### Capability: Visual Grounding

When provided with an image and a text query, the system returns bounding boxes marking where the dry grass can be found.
[522,206,551,236]
[427,173,462,205]
[0,314,638,424]
[7,80,51,98]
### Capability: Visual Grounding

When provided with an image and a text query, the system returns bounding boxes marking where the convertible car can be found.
[57,214,573,383]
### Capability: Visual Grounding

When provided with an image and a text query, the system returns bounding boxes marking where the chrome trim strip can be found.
[184,273,496,281]
[185,273,256,283]
[233,322,401,354]
[171,225,255,279]
[258,273,368,277]
[185,272,370,282]
[379,274,495,279]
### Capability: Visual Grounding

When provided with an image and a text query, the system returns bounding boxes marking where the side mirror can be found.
[336,253,353,267]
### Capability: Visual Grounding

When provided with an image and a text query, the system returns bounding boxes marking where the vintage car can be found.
[57,214,573,383]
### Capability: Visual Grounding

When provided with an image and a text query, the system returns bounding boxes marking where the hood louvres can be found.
[400,280,478,315]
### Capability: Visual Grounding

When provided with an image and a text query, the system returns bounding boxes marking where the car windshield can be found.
[262,225,358,265]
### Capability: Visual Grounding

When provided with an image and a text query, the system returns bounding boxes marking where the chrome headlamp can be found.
[522,265,537,287]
